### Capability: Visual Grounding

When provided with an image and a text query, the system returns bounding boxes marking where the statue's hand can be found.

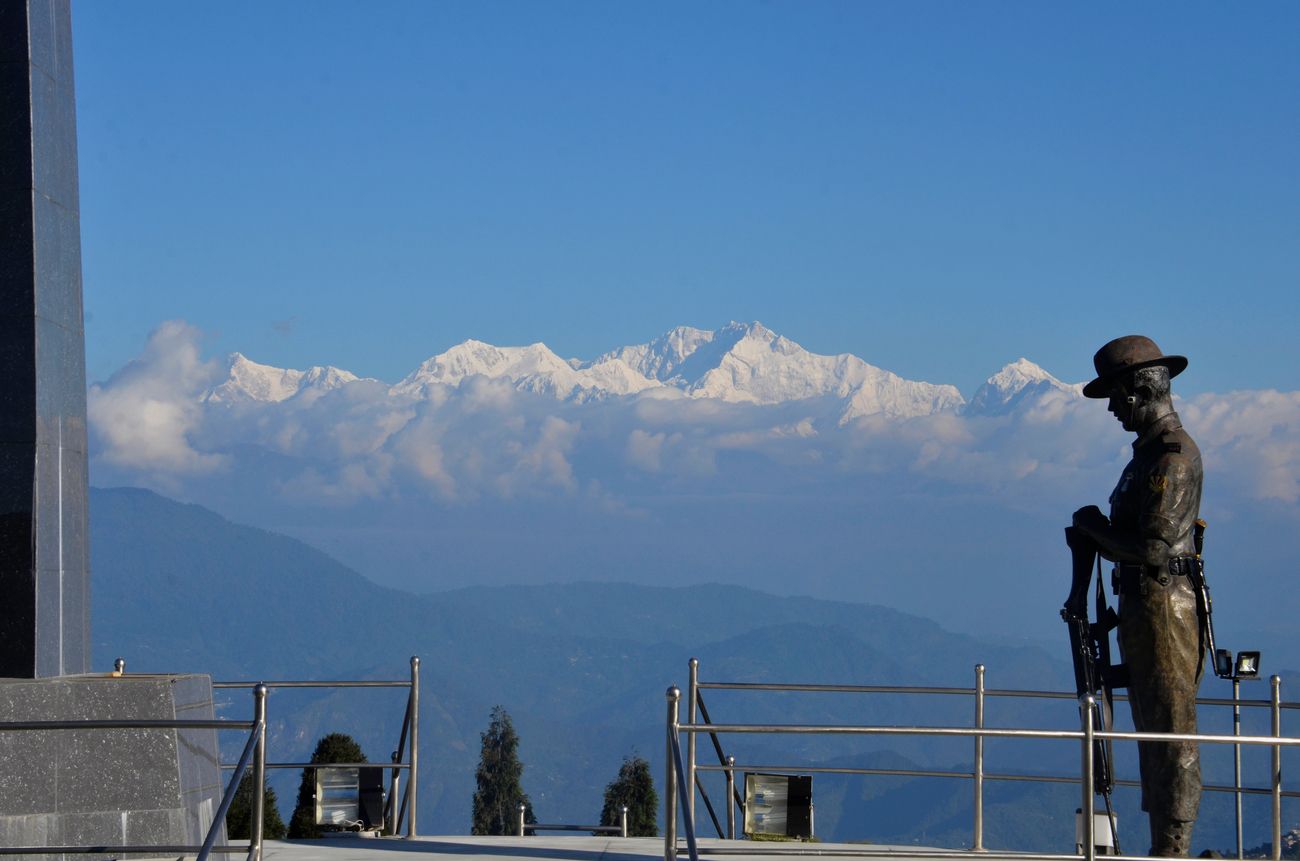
[1072,504,1108,534]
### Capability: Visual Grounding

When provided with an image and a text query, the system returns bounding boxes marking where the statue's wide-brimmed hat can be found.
[1082,335,1187,398]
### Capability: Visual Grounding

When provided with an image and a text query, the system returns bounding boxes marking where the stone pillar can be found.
[0,0,90,678]
[0,8,226,854]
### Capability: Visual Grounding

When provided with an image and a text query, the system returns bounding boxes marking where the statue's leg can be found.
[1119,578,1203,856]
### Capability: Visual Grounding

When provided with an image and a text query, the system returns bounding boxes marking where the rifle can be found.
[1186,518,1232,679]
[1063,526,1122,851]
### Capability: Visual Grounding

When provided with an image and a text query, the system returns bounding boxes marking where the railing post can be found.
[251,684,267,861]
[389,750,401,835]
[974,663,985,852]
[518,803,526,837]
[665,686,680,861]
[725,755,736,839]
[1271,675,1281,861]
[687,658,698,835]
[1081,693,1096,861]
[1233,676,1243,860]
[409,655,420,839]
[621,805,629,838]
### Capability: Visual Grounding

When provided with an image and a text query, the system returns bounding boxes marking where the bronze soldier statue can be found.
[1071,335,1204,858]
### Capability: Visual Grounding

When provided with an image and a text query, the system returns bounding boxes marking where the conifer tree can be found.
[471,706,536,835]
[600,755,658,837]
[225,772,287,839]
[287,733,368,838]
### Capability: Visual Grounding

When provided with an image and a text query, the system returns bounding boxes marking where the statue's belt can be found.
[1113,556,1198,595]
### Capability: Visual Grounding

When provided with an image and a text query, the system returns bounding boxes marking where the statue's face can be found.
[1106,367,1170,433]
[1106,383,1138,432]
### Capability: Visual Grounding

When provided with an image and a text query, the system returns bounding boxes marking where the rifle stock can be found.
[1062,525,1117,798]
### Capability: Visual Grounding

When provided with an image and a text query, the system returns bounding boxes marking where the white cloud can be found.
[388,414,457,499]
[504,416,580,494]
[87,321,225,476]
[87,326,1300,521]
[1183,390,1300,503]
[626,429,667,473]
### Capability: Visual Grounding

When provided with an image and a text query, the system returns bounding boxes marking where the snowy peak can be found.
[204,353,360,404]
[593,324,720,383]
[673,322,965,420]
[202,328,1078,423]
[392,323,967,419]
[595,322,961,418]
[400,340,571,386]
[393,339,659,400]
[965,358,1080,416]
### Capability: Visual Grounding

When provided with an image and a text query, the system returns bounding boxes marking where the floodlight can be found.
[1216,649,1262,682]
[315,768,361,827]
[743,773,813,839]
[312,767,386,831]
[1234,651,1261,680]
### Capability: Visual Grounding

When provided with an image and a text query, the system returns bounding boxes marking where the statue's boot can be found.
[1149,816,1194,858]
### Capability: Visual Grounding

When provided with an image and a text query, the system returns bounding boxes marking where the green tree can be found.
[225,771,287,839]
[287,733,368,838]
[471,706,536,835]
[600,755,658,837]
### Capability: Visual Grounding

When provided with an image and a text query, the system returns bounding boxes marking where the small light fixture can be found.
[313,767,386,831]
[1234,651,1261,680]
[315,768,361,827]
[744,773,813,839]
[1215,649,1262,681]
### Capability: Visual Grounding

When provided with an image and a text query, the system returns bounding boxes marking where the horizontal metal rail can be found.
[214,680,409,688]
[0,846,249,856]
[222,760,409,770]
[697,681,1297,710]
[522,804,629,837]
[689,851,1293,861]
[677,722,1300,748]
[698,682,982,695]
[0,718,254,731]
[696,763,1300,798]
[692,850,1085,859]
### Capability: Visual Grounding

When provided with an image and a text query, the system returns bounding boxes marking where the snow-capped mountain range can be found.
[201,322,1080,422]
[203,353,363,404]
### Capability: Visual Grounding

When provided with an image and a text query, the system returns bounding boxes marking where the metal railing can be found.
[668,658,1300,861]
[516,803,630,837]
[214,655,421,838]
[0,655,420,861]
[0,681,269,861]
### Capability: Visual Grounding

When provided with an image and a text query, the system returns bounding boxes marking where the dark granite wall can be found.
[0,674,226,859]
[0,0,90,678]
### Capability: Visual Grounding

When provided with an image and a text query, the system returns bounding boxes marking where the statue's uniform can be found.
[1109,411,1204,825]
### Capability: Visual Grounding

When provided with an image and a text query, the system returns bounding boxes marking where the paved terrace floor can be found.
[261,836,955,861]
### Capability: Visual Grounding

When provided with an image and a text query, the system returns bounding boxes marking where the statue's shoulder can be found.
[1159,423,1201,464]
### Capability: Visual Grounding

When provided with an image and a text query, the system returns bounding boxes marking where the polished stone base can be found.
[0,673,227,861]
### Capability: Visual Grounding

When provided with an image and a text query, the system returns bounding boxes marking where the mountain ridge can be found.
[200,322,1083,421]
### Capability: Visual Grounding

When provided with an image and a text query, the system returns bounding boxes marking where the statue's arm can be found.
[1139,457,1201,558]
[1074,458,1197,566]
[1072,507,1157,565]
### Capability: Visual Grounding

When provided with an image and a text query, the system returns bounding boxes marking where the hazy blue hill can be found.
[91,486,435,679]
[87,486,1292,851]
[436,581,957,649]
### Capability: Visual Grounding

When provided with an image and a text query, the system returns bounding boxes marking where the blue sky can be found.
[73,3,1300,657]
[73,1,1298,395]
